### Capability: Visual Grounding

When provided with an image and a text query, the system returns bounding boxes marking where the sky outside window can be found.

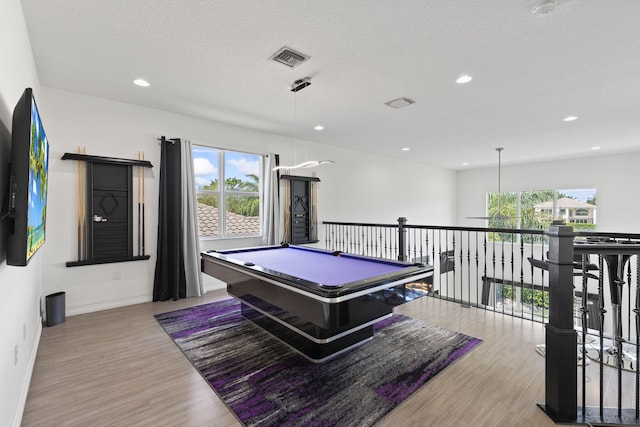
[224,151,260,183]
[559,188,596,202]
[193,146,219,189]
[193,146,260,189]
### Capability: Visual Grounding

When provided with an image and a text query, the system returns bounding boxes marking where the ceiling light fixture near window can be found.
[273,77,334,171]
[273,160,334,171]
[290,77,312,92]
[133,79,150,87]
[563,115,579,122]
[467,147,519,221]
[592,146,601,150]
[532,0,557,16]
[385,97,415,109]
[456,75,473,84]
[401,148,410,151]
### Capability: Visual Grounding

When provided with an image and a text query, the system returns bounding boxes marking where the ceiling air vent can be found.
[269,46,310,68]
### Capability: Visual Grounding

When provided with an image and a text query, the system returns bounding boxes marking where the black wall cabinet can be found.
[62,153,152,267]
[281,175,319,244]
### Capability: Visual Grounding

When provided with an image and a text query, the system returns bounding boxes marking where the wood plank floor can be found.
[22,290,593,426]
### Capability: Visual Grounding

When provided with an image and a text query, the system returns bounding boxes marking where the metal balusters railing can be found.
[323,218,640,425]
[519,236,526,321]
[324,221,399,259]
[463,230,472,308]
[635,254,640,420]
[326,220,550,318]
[627,262,633,340]
[572,239,640,424]
[598,254,606,417]
[579,253,589,417]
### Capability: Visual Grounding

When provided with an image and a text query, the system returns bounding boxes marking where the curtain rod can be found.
[158,136,179,145]
[191,141,270,157]
[159,136,271,157]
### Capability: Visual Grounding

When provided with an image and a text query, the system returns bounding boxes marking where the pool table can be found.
[201,244,433,362]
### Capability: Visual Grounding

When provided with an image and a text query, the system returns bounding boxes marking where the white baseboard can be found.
[61,284,224,318]
[66,295,152,316]
[13,318,42,427]
[205,281,226,292]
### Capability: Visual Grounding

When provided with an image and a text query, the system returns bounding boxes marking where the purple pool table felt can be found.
[221,246,411,287]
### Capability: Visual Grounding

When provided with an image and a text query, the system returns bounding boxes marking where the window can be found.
[192,146,261,238]
[487,188,597,238]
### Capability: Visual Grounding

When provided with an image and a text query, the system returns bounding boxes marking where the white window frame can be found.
[486,188,597,230]
[194,146,262,239]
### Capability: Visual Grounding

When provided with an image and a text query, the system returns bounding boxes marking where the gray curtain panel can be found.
[261,153,281,245]
[181,139,204,297]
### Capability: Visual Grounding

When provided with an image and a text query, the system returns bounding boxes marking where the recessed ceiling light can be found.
[592,146,601,150]
[532,0,557,16]
[462,162,469,166]
[456,75,473,84]
[563,115,579,122]
[314,125,324,131]
[133,79,150,87]
[401,147,410,151]
[385,97,415,109]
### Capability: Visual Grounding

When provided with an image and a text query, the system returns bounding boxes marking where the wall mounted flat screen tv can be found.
[6,88,49,266]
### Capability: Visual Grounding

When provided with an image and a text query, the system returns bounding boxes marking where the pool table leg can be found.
[239,301,390,363]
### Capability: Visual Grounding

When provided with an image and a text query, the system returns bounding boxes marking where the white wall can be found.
[456,152,640,233]
[3,6,638,425]
[0,5,454,419]
[39,87,457,315]
[0,1,44,426]
[47,86,640,322]
[456,155,640,339]
[317,145,456,227]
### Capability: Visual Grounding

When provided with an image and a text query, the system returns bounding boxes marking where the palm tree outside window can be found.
[487,188,597,241]
[192,145,262,238]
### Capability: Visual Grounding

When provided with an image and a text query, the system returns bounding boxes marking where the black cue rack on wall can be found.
[280,175,319,245]
[62,152,153,267]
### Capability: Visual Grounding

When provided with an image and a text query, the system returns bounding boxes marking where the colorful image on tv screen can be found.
[27,97,49,260]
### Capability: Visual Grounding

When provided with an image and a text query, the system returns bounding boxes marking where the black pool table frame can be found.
[201,245,433,362]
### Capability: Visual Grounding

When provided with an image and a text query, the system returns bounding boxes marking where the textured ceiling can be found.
[20,0,640,169]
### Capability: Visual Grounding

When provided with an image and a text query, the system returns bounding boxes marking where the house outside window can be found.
[533,195,596,226]
[192,146,261,238]
[487,188,597,238]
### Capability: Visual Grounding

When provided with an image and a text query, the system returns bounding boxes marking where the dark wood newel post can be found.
[397,217,407,262]
[541,220,578,422]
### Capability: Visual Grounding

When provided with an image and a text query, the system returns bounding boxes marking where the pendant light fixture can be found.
[273,77,334,171]
[467,147,517,221]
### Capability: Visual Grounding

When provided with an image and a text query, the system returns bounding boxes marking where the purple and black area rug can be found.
[155,299,482,427]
